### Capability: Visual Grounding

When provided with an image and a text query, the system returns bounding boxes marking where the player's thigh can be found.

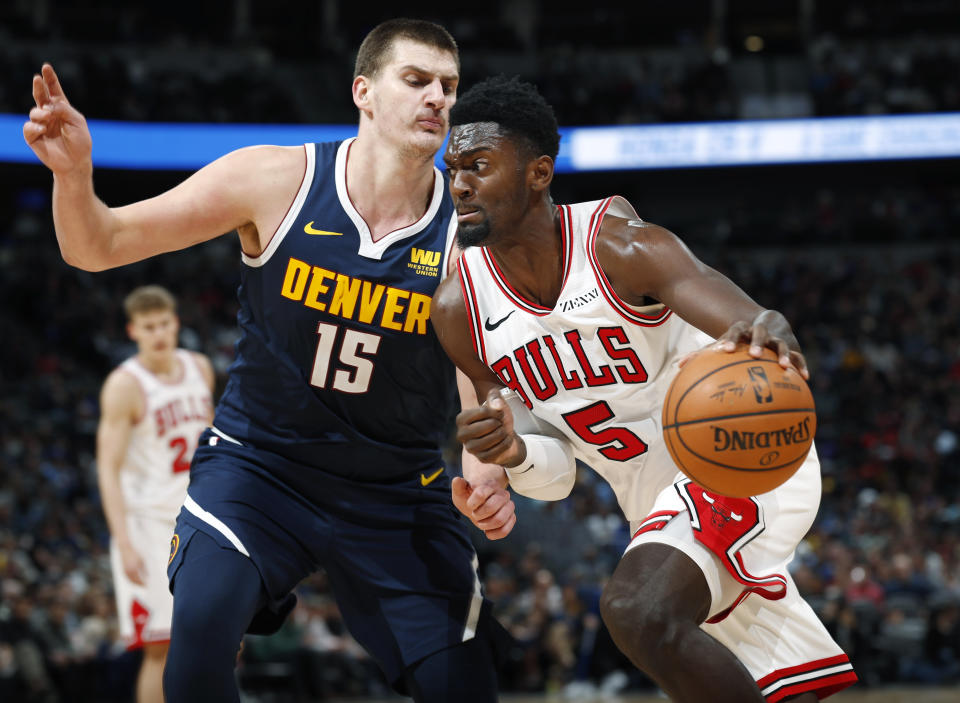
[627,462,821,620]
[323,503,483,683]
[628,512,856,698]
[602,539,713,629]
[167,523,266,639]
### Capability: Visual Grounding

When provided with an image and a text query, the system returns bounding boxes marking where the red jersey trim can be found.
[631,510,680,540]
[125,635,172,652]
[457,257,488,366]
[758,654,857,702]
[586,196,673,327]
[478,204,572,315]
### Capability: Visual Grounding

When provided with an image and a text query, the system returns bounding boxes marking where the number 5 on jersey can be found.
[311,322,382,393]
[562,400,648,461]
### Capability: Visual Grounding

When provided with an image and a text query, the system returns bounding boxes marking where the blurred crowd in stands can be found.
[1,2,959,126]
[2,166,959,700]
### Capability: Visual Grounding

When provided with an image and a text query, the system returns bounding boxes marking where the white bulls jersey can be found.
[457,196,713,521]
[118,350,212,519]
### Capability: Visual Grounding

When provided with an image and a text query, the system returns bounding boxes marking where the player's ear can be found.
[352,75,372,115]
[528,155,554,193]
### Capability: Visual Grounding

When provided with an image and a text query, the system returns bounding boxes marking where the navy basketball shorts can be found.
[167,429,484,684]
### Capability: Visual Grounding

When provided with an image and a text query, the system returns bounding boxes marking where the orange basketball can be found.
[661,345,816,497]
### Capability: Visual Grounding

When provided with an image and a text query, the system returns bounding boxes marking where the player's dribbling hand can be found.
[451,477,517,540]
[23,64,93,175]
[455,388,526,467]
[714,316,810,380]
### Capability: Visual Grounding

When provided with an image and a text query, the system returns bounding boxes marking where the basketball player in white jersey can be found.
[96,286,214,703]
[432,76,857,702]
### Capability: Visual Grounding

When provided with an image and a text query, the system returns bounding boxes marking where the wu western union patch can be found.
[409,248,441,277]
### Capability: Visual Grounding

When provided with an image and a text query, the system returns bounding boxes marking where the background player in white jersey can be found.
[432,76,857,702]
[96,285,214,703]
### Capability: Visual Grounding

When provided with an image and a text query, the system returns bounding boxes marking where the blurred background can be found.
[1,1,959,701]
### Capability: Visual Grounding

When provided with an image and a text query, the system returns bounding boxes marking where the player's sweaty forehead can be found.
[445,122,508,163]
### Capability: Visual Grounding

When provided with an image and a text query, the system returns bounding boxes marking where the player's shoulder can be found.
[224,144,305,171]
[597,215,679,260]
[103,362,140,392]
[100,364,144,413]
[431,268,467,321]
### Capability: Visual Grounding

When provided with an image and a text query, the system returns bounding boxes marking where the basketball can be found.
[662,345,816,497]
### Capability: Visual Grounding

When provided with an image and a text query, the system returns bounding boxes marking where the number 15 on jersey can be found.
[310,322,382,394]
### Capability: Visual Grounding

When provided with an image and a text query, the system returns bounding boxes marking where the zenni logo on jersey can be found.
[409,247,441,277]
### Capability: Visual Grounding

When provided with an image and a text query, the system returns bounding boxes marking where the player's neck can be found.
[345,136,436,241]
[490,206,564,308]
[137,351,180,379]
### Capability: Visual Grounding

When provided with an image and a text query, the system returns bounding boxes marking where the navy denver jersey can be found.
[214,139,459,491]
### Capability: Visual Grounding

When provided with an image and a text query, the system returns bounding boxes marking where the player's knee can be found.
[600,584,688,667]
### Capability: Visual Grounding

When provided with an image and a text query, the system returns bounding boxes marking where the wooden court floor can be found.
[332,688,960,703]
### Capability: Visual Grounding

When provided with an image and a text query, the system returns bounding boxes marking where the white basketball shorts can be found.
[110,512,177,649]
[627,447,857,701]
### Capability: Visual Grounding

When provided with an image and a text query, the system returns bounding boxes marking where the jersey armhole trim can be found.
[586,196,673,327]
[441,212,459,281]
[242,144,315,268]
[457,257,488,366]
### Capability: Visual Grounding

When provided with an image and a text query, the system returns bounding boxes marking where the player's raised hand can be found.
[451,477,517,540]
[23,64,92,175]
[455,388,525,466]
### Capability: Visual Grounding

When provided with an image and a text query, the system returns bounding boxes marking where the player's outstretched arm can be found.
[24,64,304,271]
[597,217,807,377]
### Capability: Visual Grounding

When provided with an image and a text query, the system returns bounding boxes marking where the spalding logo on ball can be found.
[662,345,816,497]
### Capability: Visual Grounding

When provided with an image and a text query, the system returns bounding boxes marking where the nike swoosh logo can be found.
[484,310,516,331]
[420,468,444,486]
[304,221,343,236]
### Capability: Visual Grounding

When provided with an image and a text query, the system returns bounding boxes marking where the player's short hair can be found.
[450,75,560,160]
[123,285,176,320]
[354,18,459,79]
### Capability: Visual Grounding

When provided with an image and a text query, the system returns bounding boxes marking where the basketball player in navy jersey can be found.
[24,19,505,703]
[431,76,856,702]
